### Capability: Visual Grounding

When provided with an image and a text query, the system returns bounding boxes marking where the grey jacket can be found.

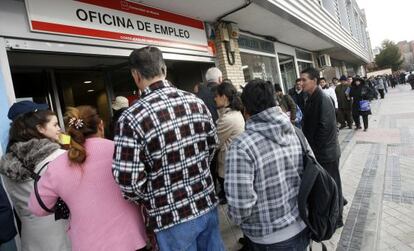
[0,139,71,251]
[225,107,312,239]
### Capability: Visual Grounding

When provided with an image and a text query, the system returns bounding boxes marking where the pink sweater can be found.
[29,138,147,251]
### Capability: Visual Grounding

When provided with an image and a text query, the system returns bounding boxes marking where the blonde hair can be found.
[64,106,101,164]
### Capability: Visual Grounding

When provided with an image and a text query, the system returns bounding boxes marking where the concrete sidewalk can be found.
[219,85,414,251]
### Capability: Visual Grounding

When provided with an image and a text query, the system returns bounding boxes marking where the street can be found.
[219,84,414,251]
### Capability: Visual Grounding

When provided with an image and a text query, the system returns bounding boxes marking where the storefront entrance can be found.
[8,51,213,131]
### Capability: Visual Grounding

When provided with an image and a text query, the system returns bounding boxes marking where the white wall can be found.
[262,0,371,63]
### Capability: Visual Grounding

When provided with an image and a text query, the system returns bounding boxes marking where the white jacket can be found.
[322,86,338,109]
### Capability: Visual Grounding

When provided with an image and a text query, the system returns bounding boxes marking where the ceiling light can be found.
[87,89,95,92]
[84,80,92,84]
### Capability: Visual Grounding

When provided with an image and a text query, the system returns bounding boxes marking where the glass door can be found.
[55,70,111,128]
[278,53,298,92]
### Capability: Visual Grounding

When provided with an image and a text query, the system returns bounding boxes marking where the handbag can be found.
[32,162,70,220]
[359,100,370,112]
[14,152,70,220]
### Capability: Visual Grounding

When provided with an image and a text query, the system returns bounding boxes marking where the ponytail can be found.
[64,106,101,164]
[215,81,244,112]
[229,92,243,111]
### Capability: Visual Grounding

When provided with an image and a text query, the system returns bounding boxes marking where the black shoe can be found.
[343,198,348,206]
[339,125,346,129]
[364,128,367,132]
[348,125,352,129]
[336,219,344,229]
[238,237,247,246]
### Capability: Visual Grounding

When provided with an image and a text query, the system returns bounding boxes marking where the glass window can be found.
[11,69,50,105]
[278,53,298,92]
[298,61,313,74]
[321,0,338,19]
[338,0,351,32]
[240,52,280,85]
[295,49,313,61]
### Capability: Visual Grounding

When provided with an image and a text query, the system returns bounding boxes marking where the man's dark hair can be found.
[318,77,326,84]
[296,78,301,83]
[301,67,320,84]
[332,77,338,81]
[241,79,276,116]
[222,78,233,85]
[274,83,283,93]
[129,46,166,79]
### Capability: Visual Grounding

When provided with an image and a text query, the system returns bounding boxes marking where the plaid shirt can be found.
[225,107,307,238]
[113,80,218,232]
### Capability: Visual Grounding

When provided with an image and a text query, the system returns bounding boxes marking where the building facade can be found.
[397,40,414,71]
[0,0,373,150]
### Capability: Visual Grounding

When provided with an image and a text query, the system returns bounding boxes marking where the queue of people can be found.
[0,46,353,251]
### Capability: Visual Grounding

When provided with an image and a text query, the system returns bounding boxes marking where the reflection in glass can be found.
[240,53,280,85]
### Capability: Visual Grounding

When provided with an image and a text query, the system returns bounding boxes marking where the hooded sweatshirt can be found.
[225,107,310,243]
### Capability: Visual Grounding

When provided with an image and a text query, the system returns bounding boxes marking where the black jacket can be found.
[349,84,375,114]
[288,88,306,112]
[0,183,17,244]
[197,82,219,123]
[303,87,341,163]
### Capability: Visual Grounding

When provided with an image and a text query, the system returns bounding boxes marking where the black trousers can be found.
[217,177,225,199]
[353,113,369,129]
[337,108,352,127]
[210,153,219,192]
[378,89,385,99]
[319,158,344,224]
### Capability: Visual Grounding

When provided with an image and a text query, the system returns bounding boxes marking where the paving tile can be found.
[219,86,414,250]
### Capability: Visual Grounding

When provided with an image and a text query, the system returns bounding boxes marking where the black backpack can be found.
[294,128,340,246]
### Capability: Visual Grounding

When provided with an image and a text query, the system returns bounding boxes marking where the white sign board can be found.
[24,0,209,52]
[367,68,392,78]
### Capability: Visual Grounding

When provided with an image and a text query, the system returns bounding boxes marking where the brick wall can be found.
[214,25,245,90]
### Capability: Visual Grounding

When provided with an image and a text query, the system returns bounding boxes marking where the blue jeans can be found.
[247,229,310,251]
[0,239,17,251]
[156,208,225,251]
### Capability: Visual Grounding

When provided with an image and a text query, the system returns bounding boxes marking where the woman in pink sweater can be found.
[29,106,147,251]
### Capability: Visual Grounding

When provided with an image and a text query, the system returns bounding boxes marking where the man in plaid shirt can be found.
[225,79,311,250]
[112,46,225,250]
